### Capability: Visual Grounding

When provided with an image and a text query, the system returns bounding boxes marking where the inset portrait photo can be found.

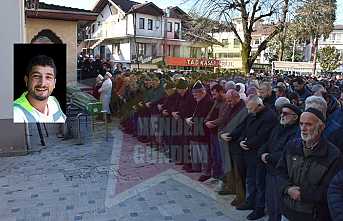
[13,44,66,123]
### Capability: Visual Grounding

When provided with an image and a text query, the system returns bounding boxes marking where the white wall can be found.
[91,4,128,38]
[112,41,132,62]
[135,13,163,38]
[127,14,134,36]
[0,0,25,119]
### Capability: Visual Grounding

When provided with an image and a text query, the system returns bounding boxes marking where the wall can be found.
[26,18,77,83]
[164,17,182,39]
[135,13,163,38]
[92,4,129,38]
[0,0,27,156]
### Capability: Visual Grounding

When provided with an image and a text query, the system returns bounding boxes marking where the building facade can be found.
[212,19,273,73]
[26,2,97,82]
[304,25,343,72]
[83,0,219,70]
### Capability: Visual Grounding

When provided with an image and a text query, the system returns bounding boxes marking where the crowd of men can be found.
[92,64,343,221]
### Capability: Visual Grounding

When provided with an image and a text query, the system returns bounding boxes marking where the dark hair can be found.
[275,85,286,93]
[294,77,305,85]
[26,55,57,77]
[288,92,299,101]
[211,84,224,92]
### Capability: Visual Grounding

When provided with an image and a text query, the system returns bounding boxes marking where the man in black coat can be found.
[277,108,343,221]
[258,104,302,221]
[258,81,276,111]
[185,80,213,174]
[328,170,343,221]
[170,78,196,166]
[231,95,278,220]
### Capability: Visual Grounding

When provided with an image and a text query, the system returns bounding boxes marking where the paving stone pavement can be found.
[0,120,267,221]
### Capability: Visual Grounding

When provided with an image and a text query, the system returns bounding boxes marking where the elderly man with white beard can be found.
[277,108,343,221]
[258,104,302,221]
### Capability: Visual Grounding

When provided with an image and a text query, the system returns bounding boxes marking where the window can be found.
[155,20,160,29]
[138,43,146,56]
[216,52,241,58]
[148,19,153,30]
[139,18,145,29]
[112,44,121,55]
[175,22,180,32]
[190,47,198,58]
[234,38,240,48]
[254,38,260,45]
[91,24,95,33]
[222,39,228,45]
[167,22,172,32]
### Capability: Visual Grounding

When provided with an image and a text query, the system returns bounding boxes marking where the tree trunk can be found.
[279,29,287,61]
[312,37,319,75]
[292,39,296,62]
[241,43,252,75]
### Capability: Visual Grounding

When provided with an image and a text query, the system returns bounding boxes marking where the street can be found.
[0,121,261,221]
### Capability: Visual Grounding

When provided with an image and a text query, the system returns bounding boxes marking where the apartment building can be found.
[83,0,219,70]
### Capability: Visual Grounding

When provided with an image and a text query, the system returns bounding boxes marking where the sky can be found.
[41,0,343,24]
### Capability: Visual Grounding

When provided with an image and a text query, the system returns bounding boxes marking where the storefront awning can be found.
[165,57,220,67]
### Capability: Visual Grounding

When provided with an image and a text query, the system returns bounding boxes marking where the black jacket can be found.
[258,123,299,175]
[231,106,278,151]
[328,170,343,221]
[189,94,213,143]
[277,137,343,221]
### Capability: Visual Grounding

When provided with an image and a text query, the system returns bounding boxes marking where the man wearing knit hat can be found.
[277,108,343,221]
[258,103,301,221]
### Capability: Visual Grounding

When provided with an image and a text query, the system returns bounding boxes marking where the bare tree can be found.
[186,0,292,74]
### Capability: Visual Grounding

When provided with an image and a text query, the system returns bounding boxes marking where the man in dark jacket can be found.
[293,77,312,106]
[203,84,226,182]
[186,80,213,174]
[231,95,278,220]
[258,81,276,111]
[328,170,343,221]
[277,108,343,221]
[259,104,302,221]
[170,78,195,166]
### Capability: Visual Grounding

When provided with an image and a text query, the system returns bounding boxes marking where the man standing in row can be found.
[259,104,301,221]
[277,108,343,221]
[230,95,278,220]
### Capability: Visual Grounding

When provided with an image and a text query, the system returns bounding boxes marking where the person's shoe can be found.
[185,168,201,173]
[246,209,265,220]
[198,175,211,182]
[138,137,150,143]
[236,202,254,211]
[182,164,192,170]
[230,198,244,207]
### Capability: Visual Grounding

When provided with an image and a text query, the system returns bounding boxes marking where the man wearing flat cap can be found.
[277,108,343,221]
[258,103,301,221]
[169,78,195,166]
[185,80,213,175]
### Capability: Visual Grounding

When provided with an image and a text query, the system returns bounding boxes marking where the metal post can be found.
[36,123,45,146]
[76,113,87,145]
[105,112,108,141]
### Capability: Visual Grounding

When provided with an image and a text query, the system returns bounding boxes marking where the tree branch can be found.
[249,0,260,31]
